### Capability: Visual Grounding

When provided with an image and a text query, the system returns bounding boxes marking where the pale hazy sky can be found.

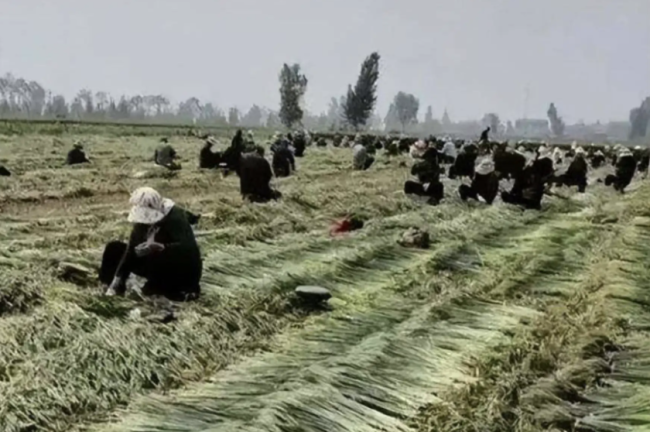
[1,0,648,123]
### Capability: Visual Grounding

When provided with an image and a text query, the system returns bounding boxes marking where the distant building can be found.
[514,119,549,137]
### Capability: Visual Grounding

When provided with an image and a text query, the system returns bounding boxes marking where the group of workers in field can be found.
[76,126,646,303]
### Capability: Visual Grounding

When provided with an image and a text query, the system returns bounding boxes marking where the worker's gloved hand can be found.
[106,277,125,296]
[135,242,165,257]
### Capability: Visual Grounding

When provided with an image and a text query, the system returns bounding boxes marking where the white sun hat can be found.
[619,148,633,158]
[127,187,175,224]
[475,157,495,175]
[538,146,551,159]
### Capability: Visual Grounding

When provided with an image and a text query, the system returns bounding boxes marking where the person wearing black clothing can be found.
[459,158,499,204]
[404,148,444,205]
[293,132,307,157]
[240,153,282,202]
[66,143,90,165]
[154,142,181,171]
[480,127,491,143]
[605,149,637,193]
[554,147,588,192]
[271,137,296,177]
[199,137,222,169]
[101,187,202,301]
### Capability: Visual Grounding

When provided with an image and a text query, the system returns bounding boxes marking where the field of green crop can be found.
[0,130,649,432]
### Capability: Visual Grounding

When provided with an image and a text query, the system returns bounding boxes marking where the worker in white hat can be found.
[100,187,202,301]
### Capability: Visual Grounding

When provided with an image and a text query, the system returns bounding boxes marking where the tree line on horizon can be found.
[0,57,646,139]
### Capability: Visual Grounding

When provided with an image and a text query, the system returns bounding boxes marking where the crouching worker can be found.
[404,148,444,205]
[604,148,637,193]
[271,137,296,178]
[155,141,182,171]
[100,187,202,301]
[353,141,375,170]
[553,147,588,192]
[459,158,499,204]
[67,142,90,165]
[501,165,546,210]
[240,152,282,203]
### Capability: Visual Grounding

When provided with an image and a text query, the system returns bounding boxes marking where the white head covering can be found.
[574,147,586,156]
[353,143,368,169]
[595,150,604,156]
[475,157,495,175]
[206,136,218,146]
[442,139,457,158]
[538,146,551,159]
[127,187,175,225]
[552,147,564,163]
[409,140,428,159]
[635,146,642,150]
[619,148,633,158]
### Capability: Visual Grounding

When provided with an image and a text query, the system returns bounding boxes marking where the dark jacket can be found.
[239,153,275,201]
[565,156,588,181]
[471,172,500,204]
[200,144,222,169]
[531,157,554,182]
[616,155,637,182]
[115,206,202,290]
[155,145,177,167]
[411,156,441,185]
[66,148,89,165]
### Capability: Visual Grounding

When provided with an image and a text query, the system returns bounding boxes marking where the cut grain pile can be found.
[0,131,648,432]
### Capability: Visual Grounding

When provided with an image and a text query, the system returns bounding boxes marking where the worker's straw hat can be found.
[128,187,175,225]
[414,139,427,150]
[619,148,633,158]
[538,146,551,158]
[475,157,495,175]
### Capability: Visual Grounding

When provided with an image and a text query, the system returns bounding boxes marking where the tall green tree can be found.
[547,103,565,137]
[393,92,420,132]
[384,103,401,132]
[343,52,381,129]
[228,107,240,126]
[279,63,308,129]
[241,105,263,127]
[482,113,501,135]
[629,97,650,140]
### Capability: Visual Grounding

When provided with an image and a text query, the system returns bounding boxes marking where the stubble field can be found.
[0,130,649,432]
